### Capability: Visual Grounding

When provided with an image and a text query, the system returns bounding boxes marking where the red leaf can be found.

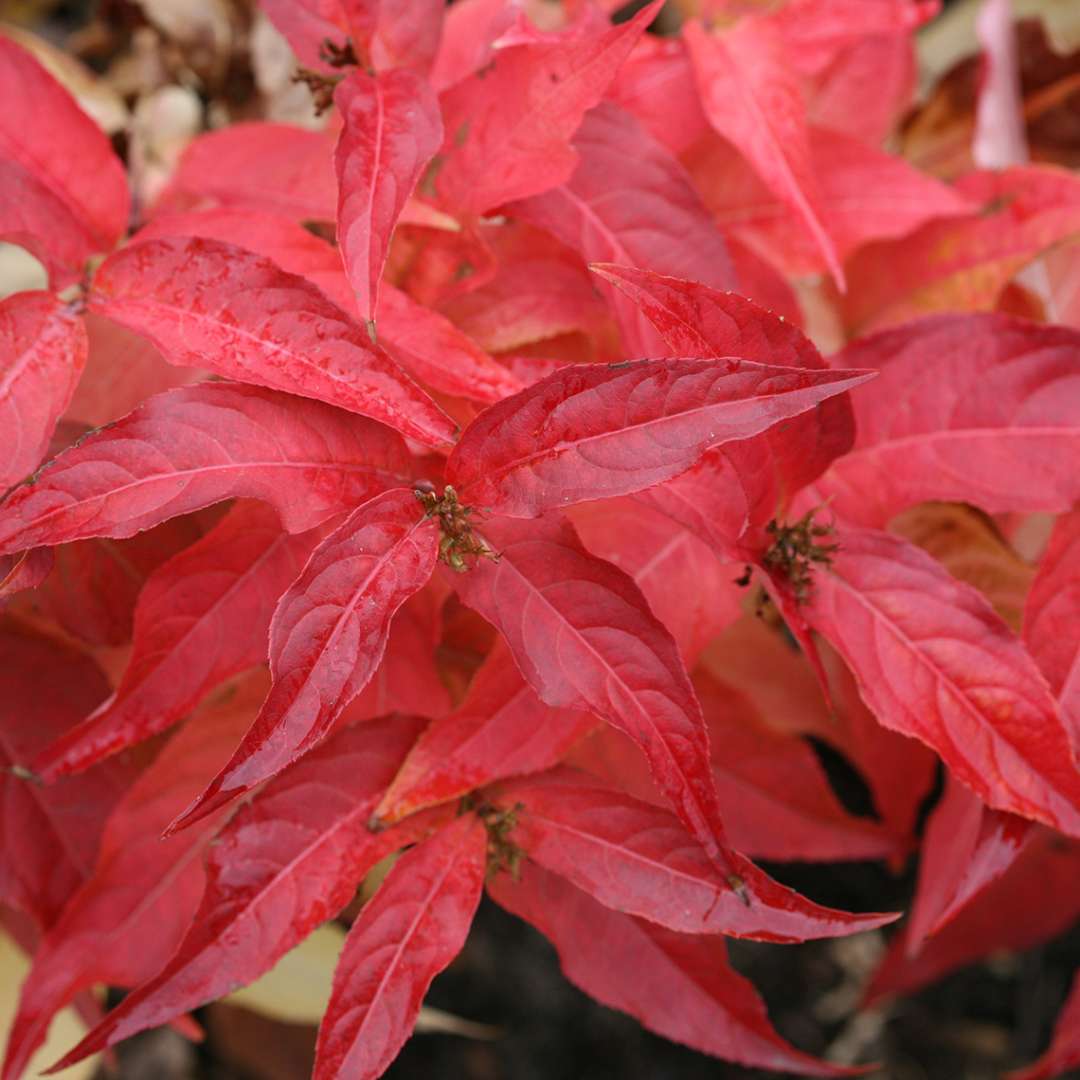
[804,526,1080,835]
[435,3,660,216]
[345,585,452,724]
[0,292,87,491]
[429,0,518,91]
[492,768,897,942]
[591,264,818,368]
[816,640,939,858]
[0,161,101,287]
[313,812,487,1080]
[695,669,897,863]
[259,0,376,71]
[0,37,128,253]
[170,489,439,829]
[569,716,895,866]
[726,236,805,325]
[569,498,744,665]
[905,776,1034,955]
[685,125,972,279]
[683,17,844,289]
[438,224,610,354]
[696,616,935,856]
[866,829,1080,1004]
[50,716,437,1072]
[1009,970,1080,1080]
[1,677,260,1080]
[368,0,445,74]
[374,640,596,825]
[446,357,872,518]
[134,206,343,282]
[629,448,761,564]
[0,549,52,604]
[0,627,129,931]
[137,209,523,405]
[64,312,199,430]
[606,35,707,157]
[34,517,206,649]
[805,24,916,145]
[451,513,739,881]
[89,236,455,447]
[334,69,443,323]
[489,862,868,1077]
[377,284,524,402]
[592,264,855,511]
[819,314,1080,526]
[33,502,321,781]
[0,382,411,556]
[766,0,937,77]
[509,103,736,355]
[1024,509,1080,748]
[155,123,337,222]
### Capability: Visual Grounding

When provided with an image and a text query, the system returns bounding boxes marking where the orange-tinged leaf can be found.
[891,502,1034,631]
[686,125,972,279]
[842,166,1080,332]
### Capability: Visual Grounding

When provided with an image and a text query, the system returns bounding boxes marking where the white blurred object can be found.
[226,922,497,1038]
[973,0,1028,168]
[0,933,100,1080]
[0,245,48,300]
[129,84,202,212]
[251,11,325,128]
